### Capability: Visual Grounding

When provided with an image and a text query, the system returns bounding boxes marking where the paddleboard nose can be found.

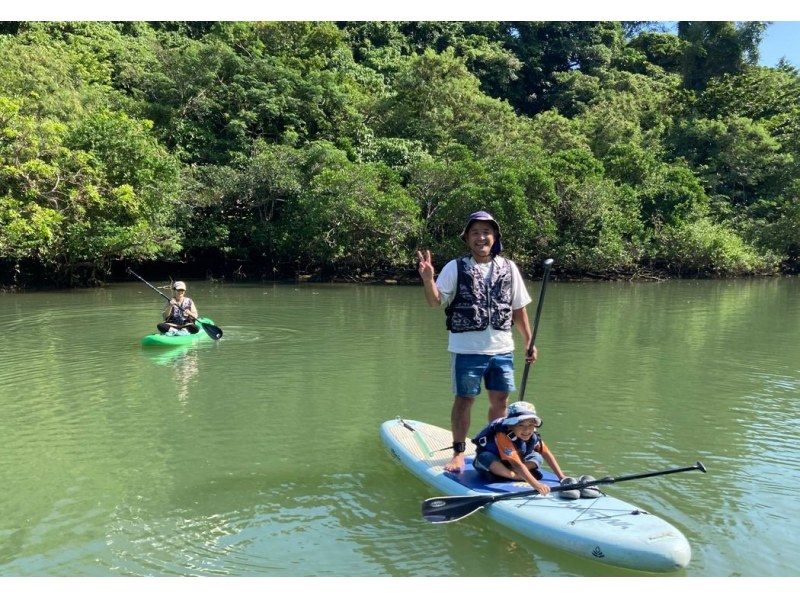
[643,532,692,571]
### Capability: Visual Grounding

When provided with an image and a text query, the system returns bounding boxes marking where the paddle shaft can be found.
[422,461,707,522]
[493,461,707,503]
[518,258,554,402]
[128,268,184,312]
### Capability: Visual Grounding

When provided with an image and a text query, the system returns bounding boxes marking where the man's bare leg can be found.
[445,395,474,473]
[487,390,509,422]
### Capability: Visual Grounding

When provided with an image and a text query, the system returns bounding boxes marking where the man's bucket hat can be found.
[460,210,503,255]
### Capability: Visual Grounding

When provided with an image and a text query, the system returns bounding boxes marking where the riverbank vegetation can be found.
[2,21,798,287]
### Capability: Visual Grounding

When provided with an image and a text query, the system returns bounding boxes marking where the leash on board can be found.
[398,417,453,457]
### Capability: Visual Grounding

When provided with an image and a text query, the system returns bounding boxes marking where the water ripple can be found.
[1,280,800,576]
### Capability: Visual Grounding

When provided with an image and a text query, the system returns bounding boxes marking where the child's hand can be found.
[533,481,550,496]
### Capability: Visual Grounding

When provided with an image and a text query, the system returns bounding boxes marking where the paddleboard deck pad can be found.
[380,417,691,572]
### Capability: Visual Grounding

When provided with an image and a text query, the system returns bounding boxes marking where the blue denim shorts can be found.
[450,352,516,397]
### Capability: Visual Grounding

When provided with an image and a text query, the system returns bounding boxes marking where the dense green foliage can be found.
[1,21,798,285]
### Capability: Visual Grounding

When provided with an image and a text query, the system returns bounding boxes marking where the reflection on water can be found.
[0,278,798,576]
[142,347,201,404]
[143,345,193,366]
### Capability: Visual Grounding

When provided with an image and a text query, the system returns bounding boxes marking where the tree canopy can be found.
[1,20,797,286]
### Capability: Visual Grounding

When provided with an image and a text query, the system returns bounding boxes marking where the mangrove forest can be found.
[1,21,799,286]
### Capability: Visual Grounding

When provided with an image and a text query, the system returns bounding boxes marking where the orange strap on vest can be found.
[494,432,522,465]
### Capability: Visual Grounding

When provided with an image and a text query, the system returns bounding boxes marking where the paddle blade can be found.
[421,494,494,523]
[201,321,223,340]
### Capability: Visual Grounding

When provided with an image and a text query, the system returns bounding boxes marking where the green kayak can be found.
[141,317,216,346]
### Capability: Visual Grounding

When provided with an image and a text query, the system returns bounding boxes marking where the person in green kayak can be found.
[156,281,200,335]
[417,210,537,474]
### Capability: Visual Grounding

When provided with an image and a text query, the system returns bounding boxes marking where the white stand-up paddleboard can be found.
[381,417,692,572]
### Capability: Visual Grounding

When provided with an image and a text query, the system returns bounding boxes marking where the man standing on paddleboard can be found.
[417,211,536,473]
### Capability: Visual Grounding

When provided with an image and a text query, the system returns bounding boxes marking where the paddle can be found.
[127,268,223,340]
[518,258,554,402]
[422,461,707,523]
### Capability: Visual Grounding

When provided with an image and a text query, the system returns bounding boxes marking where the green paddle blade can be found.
[421,494,495,523]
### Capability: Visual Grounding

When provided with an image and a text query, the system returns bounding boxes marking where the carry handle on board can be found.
[127,268,223,340]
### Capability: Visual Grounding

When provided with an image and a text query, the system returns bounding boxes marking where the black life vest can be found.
[445,256,513,333]
[472,419,542,461]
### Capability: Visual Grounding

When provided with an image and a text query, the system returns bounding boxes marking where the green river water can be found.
[0,277,798,577]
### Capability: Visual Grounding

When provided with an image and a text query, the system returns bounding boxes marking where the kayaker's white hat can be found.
[172,281,187,291]
[503,401,543,427]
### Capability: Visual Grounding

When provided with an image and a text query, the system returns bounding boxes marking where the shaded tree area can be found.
[1,20,798,287]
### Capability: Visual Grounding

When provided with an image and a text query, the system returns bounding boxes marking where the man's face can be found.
[466,222,496,257]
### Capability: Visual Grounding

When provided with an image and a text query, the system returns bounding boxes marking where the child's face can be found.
[511,419,539,440]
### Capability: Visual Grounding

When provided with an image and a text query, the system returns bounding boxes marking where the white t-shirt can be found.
[436,256,532,355]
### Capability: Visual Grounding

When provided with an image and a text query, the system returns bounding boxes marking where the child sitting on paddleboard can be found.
[472,401,568,496]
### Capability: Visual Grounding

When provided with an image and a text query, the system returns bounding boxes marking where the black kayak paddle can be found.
[422,461,707,523]
[127,268,223,340]
[518,258,554,402]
